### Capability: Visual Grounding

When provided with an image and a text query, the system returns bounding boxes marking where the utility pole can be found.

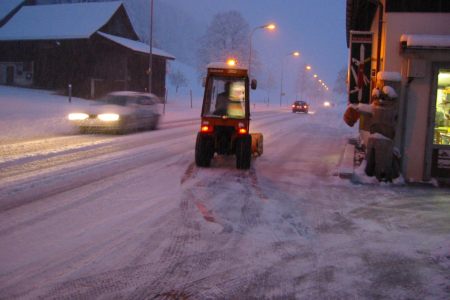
[148,0,154,94]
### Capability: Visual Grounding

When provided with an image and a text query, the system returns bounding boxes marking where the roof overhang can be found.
[97,32,175,60]
[346,0,379,47]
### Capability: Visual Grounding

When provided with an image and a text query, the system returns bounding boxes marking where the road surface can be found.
[1,110,449,299]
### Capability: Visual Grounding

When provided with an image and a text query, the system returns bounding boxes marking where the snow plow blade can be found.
[251,133,263,156]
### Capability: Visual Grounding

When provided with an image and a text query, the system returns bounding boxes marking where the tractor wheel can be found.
[195,133,213,167]
[236,135,252,169]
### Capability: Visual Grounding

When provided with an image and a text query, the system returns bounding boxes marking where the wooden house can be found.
[0,1,175,98]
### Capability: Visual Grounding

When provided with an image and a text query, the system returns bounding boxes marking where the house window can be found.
[434,70,450,145]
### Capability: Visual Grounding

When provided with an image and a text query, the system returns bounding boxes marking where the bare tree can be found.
[333,67,348,96]
[169,69,188,93]
[296,63,317,102]
[196,11,254,79]
[259,66,277,105]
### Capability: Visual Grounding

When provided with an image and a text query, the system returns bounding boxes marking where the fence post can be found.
[190,89,193,108]
[90,78,95,99]
[163,88,167,115]
[68,84,72,103]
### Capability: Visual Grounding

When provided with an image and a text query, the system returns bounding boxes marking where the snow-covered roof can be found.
[0,0,24,24]
[0,1,122,40]
[97,32,175,60]
[400,34,450,49]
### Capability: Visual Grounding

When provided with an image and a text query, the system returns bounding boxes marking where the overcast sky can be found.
[165,0,348,96]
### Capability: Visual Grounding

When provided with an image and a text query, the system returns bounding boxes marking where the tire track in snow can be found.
[2,110,324,299]
[0,126,196,180]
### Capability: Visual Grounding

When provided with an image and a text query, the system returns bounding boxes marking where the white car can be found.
[68,91,161,134]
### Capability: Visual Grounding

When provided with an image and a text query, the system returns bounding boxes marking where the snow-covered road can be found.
[1,87,449,299]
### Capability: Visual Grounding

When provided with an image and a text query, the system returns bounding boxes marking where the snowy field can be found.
[0,86,449,299]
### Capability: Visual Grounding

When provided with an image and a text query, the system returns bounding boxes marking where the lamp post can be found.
[248,23,276,78]
[279,51,300,106]
[299,64,312,101]
[148,0,154,94]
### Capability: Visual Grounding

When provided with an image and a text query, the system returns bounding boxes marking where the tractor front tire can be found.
[195,133,213,167]
[236,135,252,169]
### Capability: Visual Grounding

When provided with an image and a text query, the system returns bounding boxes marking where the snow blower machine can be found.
[195,59,263,169]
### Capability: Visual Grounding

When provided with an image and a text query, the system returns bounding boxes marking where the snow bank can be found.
[0,85,301,143]
[353,160,405,185]
[0,86,92,143]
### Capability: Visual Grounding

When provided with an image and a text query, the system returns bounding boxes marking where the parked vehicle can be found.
[68,91,161,134]
[292,100,309,113]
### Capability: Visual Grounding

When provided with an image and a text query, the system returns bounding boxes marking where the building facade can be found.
[346,0,450,183]
[0,1,174,98]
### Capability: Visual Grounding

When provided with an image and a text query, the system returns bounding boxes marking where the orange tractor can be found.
[195,60,263,169]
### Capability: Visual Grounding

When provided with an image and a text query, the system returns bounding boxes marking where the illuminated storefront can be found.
[346,0,450,183]
[428,68,450,178]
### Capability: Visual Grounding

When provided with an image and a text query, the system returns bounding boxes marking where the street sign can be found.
[348,31,373,104]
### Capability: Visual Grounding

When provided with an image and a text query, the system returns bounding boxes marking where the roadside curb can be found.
[337,139,356,179]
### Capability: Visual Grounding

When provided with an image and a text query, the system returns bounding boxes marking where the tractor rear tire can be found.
[195,133,213,167]
[236,135,252,169]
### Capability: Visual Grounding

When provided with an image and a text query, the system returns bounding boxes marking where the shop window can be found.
[434,70,450,145]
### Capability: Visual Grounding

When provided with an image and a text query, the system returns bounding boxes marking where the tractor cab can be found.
[195,59,263,169]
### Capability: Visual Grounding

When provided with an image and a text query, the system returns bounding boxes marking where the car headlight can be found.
[68,113,89,120]
[98,113,120,121]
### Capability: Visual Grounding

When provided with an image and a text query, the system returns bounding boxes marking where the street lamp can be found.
[248,23,276,78]
[279,51,300,106]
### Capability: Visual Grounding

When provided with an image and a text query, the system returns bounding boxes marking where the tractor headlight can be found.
[98,113,120,121]
[68,113,89,120]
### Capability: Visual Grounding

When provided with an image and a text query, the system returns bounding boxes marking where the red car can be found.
[292,101,309,113]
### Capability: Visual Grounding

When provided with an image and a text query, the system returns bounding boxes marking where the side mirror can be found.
[251,79,257,90]
[202,77,206,87]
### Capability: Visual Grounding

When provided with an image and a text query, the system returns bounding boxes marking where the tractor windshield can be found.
[203,76,246,119]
